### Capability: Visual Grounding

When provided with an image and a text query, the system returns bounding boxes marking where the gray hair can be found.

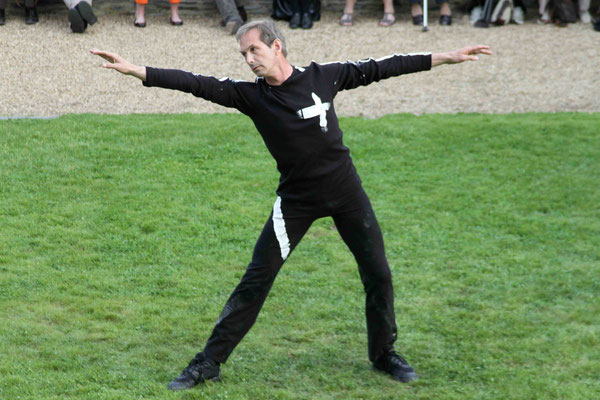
[235,19,288,58]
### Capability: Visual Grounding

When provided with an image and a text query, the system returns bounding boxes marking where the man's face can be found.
[239,28,279,78]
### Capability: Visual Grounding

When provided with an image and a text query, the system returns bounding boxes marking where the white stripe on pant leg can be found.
[272,196,290,261]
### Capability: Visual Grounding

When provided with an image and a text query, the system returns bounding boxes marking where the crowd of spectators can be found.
[0,0,598,32]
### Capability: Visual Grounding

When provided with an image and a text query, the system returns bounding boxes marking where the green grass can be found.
[0,113,598,399]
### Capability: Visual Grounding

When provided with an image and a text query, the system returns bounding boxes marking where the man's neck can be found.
[265,61,294,86]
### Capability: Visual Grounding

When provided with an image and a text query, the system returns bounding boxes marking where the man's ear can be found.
[272,39,283,55]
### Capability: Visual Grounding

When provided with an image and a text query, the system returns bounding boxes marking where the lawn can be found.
[0,113,598,399]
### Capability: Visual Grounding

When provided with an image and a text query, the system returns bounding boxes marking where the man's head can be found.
[236,20,289,81]
[236,20,287,58]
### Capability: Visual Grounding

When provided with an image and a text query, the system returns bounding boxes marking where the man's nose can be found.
[246,54,254,64]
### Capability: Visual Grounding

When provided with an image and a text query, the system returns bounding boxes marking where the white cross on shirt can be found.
[296,92,331,133]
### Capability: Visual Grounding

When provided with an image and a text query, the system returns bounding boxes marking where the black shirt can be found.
[144,53,432,201]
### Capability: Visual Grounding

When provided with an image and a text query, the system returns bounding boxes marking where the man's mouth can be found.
[251,65,260,72]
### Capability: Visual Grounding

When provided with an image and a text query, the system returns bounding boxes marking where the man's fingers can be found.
[467,45,492,56]
[90,49,121,63]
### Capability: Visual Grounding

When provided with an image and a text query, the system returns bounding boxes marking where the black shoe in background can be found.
[439,14,452,25]
[25,6,38,24]
[289,12,301,29]
[0,9,5,25]
[373,350,418,382]
[300,12,313,29]
[595,19,600,31]
[68,8,86,33]
[75,2,97,25]
[168,352,221,391]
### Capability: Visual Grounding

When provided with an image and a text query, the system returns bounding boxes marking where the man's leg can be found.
[332,192,397,362]
[169,197,314,390]
[332,188,417,382]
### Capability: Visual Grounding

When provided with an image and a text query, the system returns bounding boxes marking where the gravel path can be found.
[1,12,598,117]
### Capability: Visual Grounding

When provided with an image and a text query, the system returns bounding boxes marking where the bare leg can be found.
[343,0,357,15]
[411,3,422,16]
[382,0,394,14]
[135,3,145,24]
[440,2,451,16]
[170,3,182,23]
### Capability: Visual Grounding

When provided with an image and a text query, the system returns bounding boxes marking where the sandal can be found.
[379,12,395,27]
[339,13,353,26]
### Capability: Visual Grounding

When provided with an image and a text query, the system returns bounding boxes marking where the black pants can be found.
[203,184,398,363]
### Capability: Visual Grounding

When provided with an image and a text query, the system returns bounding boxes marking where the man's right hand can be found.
[90,49,147,81]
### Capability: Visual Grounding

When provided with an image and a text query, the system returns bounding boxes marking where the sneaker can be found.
[580,10,591,24]
[373,350,418,382]
[512,6,525,24]
[470,6,482,24]
[167,352,221,391]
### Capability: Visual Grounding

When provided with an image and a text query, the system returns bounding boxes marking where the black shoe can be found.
[0,9,5,25]
[75,2,97,25]
[595,19,600,32]
[289,12,301,29]
[300,12,313,29]
[133,20,146,27]
[25,6,38,24]
[439,14,452,25]
[412,14,423,25]
[168,352,221,391]
[373,350,418,382]
[68,8,86,33]
[170,18,183,26]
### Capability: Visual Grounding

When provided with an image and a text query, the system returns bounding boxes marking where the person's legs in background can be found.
[339,0,357,26]
[0,0,6,25]
[169,0,182,25]
[24,0,39,24]
[215,0,244,34]
[379,0,396,26]
[410,0,451,25]
[134,0,147,26]
[289,0,314,29]
[65,0,96,33]
[578,0,591,23]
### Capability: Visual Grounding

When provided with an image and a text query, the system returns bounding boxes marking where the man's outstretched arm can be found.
[431,45,493,67]
[90,49,147,81]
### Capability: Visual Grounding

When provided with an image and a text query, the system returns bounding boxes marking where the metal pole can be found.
[423,0,428,31]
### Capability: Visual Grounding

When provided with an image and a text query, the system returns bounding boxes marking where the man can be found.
[91,20,491,391]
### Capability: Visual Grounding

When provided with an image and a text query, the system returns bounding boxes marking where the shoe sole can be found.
[373,365,419,383]
[167,371,221,391]
[68,9,85,33]
[76,2,97,25]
